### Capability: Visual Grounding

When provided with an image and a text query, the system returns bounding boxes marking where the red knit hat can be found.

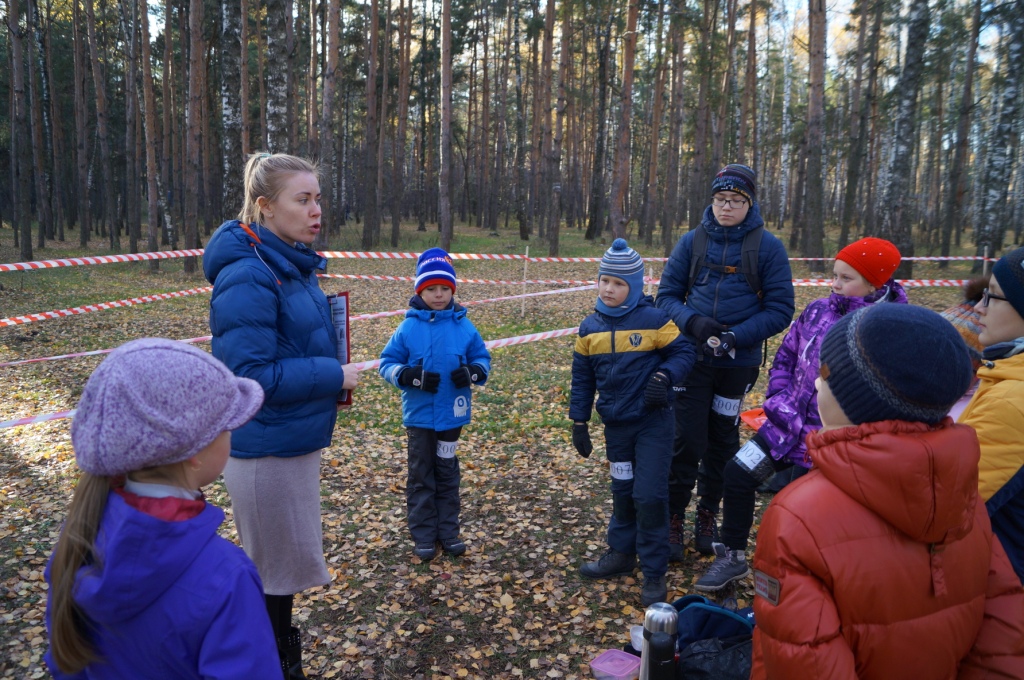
[835,237,901,288]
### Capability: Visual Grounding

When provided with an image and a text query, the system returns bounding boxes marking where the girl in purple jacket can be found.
[693,238,907,591]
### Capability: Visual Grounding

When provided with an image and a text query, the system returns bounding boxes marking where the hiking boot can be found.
[641,574,668,607]
[668,514,685,563]
[694,506,719,556]
[694,542,750,592]
[579,549,638,579]
[413,542,437,560]
[440,536,467,556]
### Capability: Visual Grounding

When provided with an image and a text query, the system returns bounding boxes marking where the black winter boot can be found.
[277,626,306,679]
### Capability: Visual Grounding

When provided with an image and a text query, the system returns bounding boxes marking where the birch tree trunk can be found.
[974,4,1023,261]
[939,0,980,267]
[265,0,289,150]
[26,0,53,246]
[878,0,930,278]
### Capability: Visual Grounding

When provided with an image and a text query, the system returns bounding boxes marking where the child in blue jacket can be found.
[570,239,696,606]
[45,339,279,679]
[380,248,491,560]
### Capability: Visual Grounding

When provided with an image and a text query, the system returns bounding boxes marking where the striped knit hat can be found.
[415,247,457,295]
[598,238,645,314]
[711,164,757,202]
[818,304,973,425]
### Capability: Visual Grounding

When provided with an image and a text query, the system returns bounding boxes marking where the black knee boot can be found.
[266,595,306,679]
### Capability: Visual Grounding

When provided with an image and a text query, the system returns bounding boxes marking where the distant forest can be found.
[2,0,1022,274]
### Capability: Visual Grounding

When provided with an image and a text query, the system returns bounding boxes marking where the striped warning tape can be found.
[0,326,581,429]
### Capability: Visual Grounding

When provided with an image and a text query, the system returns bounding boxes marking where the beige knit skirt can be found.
[223,450,331,596]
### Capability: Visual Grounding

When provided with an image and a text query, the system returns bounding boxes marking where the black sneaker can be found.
[440,536,467,556]
[668,514,685,563]
[641,574,668,606]
[694,542,750,592]
[579,549,638,579]
[694,506,719,556]
[413,542,437,560]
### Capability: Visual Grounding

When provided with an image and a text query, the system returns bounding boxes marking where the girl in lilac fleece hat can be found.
[694,238,907,592]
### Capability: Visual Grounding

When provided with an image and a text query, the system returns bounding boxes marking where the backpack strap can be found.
[685,226,710,303]
[740,225,764,300]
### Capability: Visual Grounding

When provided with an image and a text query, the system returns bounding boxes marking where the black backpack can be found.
[686,224,765,302]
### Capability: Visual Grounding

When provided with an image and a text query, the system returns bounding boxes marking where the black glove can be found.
[687,315,727,344]
[715,331,737,355]
[451,364,486,388]
[572,422,593,458]
[398,366,441,393]
[644,372,671,409]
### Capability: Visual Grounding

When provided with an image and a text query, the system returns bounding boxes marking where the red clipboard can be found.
[327,291,353,408]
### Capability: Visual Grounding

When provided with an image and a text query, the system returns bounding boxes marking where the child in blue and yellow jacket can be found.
[380,248,491,561]
[570,239,696,606]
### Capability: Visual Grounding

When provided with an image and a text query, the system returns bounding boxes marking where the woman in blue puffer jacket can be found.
[203,153,359,678]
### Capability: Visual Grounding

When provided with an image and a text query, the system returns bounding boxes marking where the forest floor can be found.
[0,220,970,678]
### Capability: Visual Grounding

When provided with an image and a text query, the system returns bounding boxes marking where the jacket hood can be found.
[701,201,764,240]
[72,492,224,624]
[827,279,909,315]
[203,220,327,286]
[807,419,980,545]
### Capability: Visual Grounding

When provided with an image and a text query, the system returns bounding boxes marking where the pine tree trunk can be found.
[584,6,612,241]
[85,0,118,249]
[72,0,91,247]
[139,0,167,269]
[320,0,341,238]
[26,0,52,248]
[42,1,68,240]
[390,0,411,246]
[363,0,381,248]
[803,0,826,263]
[265,0,289,150]
[607,0,639,238]
[10,0,33,259]
[688,0,718,231]
[438,0,452,248]
[547,1,570,256]
[642,0,666,246]
[737,0,756,165]
[512,0,529,239]
[661,24,684,253]
[121,0,140,251]
[712,0,738,171]
[183,0,204,272]
[221,0,244,211]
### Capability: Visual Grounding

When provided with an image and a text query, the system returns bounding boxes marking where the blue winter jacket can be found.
[379,297,492,431]
[570,296,695,425]
[204,220,344,458]
[655,203,795,367]
[44,492,279,679]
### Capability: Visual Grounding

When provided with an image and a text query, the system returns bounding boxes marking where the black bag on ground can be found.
[672,595,754,680]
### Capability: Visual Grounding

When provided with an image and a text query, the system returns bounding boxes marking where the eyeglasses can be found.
[712,197,748,209]
[980,288,1009,307]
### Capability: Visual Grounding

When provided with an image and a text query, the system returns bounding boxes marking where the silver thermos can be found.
[639,602,678,680]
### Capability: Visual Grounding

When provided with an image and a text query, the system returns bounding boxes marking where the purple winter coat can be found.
[758,281,908,466]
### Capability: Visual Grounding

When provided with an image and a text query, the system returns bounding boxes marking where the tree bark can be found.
[803,0,826,262]
[688,0,718,231]
[10,0,33,259]
[320,0,341,238]
[362,0,381,248]
[183,0,204,272]
[737,0,756,165]
[85,0,117,248]
[265,0,289,150]
[642,0,666,246]
[390,0,411,246]
[878,0,931,278]
[438,0,452,248]
[222,0,245,211]
[607,0,639,238]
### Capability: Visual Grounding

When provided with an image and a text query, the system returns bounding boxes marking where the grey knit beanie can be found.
[72,338,264,476]
[818,305,973,425]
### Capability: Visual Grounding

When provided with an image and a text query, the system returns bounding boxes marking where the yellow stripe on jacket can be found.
[574,321,681,356]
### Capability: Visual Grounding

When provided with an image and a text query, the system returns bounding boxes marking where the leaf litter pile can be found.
[0,239,964,678]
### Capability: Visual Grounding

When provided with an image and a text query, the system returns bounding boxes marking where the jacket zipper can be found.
[711,229,730,321]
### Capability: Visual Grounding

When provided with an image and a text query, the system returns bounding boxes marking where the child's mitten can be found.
[398,366,441,393]
[644,371,671,409]
[572,422,593,458]
[451,364,486,388]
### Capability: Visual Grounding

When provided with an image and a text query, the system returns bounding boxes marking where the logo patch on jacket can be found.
[754,569,780,606]
[453,395,469,418]
[629,333,643,347]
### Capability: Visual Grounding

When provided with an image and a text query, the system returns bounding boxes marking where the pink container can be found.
[589,648,641,680]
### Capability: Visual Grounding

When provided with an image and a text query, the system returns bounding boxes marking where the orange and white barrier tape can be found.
[0,326,581,429]
[319,273,598,285]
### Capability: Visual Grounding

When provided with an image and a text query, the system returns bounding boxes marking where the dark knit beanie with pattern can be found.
[597,238,645,315]
[818,304,973,425]
[710,164,757,203]
[992,246,1024,320]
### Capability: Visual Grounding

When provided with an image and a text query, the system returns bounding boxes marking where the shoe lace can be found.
[704,551,741,580]
[669,515,684,543]
[697,508,717,538]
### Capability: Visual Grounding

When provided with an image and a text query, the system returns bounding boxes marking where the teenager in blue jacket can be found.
[570,240,695,606]
[203,153,360,678]
[655,164,795,559]
[45,339,278,679]
[379,248,491,561]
